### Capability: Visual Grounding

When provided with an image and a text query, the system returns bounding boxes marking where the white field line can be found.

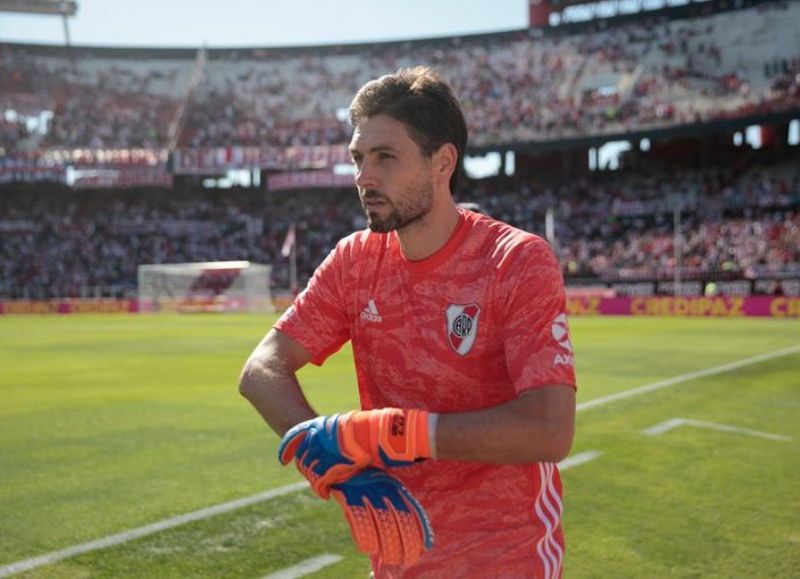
[643,417,687,436]
[558,450,602,470]
[262,554,344,579]
[3,344,797,576]
[644,418,792,441]
[0,482,308,578]
[577,344,800,412]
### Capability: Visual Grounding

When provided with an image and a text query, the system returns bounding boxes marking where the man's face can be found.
[349,114,435,233]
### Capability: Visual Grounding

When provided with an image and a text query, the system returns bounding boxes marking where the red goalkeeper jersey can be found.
[275,208,577,578]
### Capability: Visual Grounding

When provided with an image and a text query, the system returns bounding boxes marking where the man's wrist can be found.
[428,412,439,459]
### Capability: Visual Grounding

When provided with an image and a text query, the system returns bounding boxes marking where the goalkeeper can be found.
[240,66,577,578]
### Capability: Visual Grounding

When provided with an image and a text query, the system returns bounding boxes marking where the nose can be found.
[354,159,378,191]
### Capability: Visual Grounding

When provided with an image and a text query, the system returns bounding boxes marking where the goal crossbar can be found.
[137,261,273,313]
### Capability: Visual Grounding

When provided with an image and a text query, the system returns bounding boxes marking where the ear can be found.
[431,143,458,190]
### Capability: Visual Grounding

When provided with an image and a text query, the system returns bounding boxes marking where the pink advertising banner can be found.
[0,299,139,315]
[567,296,800,318]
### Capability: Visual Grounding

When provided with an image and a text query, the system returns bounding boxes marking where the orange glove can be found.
[330,467,434,566]
[278,408,433,498]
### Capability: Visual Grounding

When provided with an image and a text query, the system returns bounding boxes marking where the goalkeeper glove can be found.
[278,408,433,498]
[330,468,434,566]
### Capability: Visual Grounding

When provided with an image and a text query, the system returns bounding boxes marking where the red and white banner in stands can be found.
[2,149,170,186]
[11,148,168,167]
[173,145,351,173]
[267,171,354,191]
[0,165,65,184]
[566,296,800,318]
[2,146,354,181]
[70,166,173,189]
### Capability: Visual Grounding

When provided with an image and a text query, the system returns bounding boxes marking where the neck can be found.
[396,195,460,261]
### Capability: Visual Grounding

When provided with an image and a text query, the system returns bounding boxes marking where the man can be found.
[240,66,577,578]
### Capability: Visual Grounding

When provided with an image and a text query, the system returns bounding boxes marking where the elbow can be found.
[547,433,574,463]
[238,359,260,401]
[538,423,575,463]
[515,385,576,464]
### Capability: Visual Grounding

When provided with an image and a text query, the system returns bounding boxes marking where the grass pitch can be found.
[0,314,798,578]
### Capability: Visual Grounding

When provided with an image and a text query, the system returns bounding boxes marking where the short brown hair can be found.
[349,66,468,193]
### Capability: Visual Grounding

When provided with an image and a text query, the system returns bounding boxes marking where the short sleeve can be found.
[501,238,577,394]
[274,243,351,366]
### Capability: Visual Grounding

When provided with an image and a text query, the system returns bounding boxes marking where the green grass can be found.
[1,314,798,577]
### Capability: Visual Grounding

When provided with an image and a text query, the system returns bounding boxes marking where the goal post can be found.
[137,261,274,313]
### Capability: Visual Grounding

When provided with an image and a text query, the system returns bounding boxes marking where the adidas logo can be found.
[360,299,383,323]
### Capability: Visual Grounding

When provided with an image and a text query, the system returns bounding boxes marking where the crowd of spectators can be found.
[0,187,359,299]
[182,0,800,148]
[2,1,799,299]
[464,160,800,279]
[0,46,190,152]
[557,211,799,280]
[1,158,797,299]
[2,0,799,152]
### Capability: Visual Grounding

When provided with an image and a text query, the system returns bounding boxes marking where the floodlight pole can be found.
[62,12,71,46]
[0,1,78,46]
[673,202,681,296]
[290,236,298,295]
[545,206,556,249]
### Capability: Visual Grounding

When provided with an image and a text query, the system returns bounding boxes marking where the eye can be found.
[378,152,394,161]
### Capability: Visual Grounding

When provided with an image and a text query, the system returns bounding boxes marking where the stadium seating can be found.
[2,0,799,150]
[1,157,797,299]
[1,0,799,300]
[0,45,192,151]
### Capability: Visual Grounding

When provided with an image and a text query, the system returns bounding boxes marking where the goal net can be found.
[137,261,273,313]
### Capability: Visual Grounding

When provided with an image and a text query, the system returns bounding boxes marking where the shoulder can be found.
[331,228,387,260]
[462,210,556,270]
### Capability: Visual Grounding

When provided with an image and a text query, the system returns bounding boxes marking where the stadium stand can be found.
[0,187,359,299]
[0,45,193,151]
[2,0,799,150]
[478,152,800,288]
[1,0,799,302]
[167,0,800,147]
[2,152,797,299]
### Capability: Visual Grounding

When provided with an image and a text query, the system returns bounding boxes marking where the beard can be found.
[361,176,435,233]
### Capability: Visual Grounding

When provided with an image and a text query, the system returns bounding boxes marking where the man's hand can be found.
[330,468,434,566]
[278,408,432,498]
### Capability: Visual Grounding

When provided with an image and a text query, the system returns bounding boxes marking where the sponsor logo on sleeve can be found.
[445,303,481,356]
[551,313,575,366]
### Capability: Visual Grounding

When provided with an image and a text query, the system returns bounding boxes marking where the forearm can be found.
[434,386,575,464]
[239,353,316,436]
